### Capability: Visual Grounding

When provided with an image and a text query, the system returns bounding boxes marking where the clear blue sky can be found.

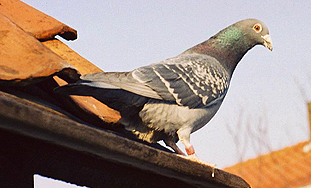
[22,1,311,187]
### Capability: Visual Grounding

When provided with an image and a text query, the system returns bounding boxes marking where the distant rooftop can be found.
[225,102,311,188]
[225,141,311,188]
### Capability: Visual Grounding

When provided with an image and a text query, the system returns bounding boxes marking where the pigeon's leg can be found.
[164,140,186,155]
[177,128,196,156]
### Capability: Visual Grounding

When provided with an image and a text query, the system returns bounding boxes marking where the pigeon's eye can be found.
[253,24,262,33]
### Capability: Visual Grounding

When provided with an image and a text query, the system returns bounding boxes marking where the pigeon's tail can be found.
[54,72,149,116]
[55,81,147,104]
[54,80,120,97]
[57,71,164,101]
[54,82,90,96]
[54,71,127,96]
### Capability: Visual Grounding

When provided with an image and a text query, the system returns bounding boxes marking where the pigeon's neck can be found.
[185,26,255,75]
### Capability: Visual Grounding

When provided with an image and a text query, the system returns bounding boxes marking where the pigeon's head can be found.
[235,19,273,51]
[185,18,273,73]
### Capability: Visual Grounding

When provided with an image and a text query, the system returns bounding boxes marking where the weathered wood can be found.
[0,90,250,188]
[0,129,191,188]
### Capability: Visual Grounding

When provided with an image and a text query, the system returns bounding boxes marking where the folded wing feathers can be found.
[131,54,229,108]
[80,54,229,109]
[81,72,163,100]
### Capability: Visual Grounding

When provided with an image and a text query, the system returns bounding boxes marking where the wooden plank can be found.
[0,90,250,188]
[0,129,192,188]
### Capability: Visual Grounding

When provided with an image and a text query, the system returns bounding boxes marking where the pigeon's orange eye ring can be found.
[253,23,262,33]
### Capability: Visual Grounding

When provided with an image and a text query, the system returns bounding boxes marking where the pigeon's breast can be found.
[138,99,222,135]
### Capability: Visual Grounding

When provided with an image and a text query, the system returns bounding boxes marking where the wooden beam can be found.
[0,90,250,188]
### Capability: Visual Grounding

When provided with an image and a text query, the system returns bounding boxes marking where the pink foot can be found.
[186,145,195,155]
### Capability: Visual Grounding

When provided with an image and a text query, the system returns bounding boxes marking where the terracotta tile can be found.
[0,13,76,84]
[0,0,120,124]
[225,141,311,188]
[0,0,76,40]
[42,39,121,123]
[42,39,102,75]
[53,76,121,124]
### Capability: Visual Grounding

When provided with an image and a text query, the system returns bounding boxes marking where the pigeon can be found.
[55,19,272,157]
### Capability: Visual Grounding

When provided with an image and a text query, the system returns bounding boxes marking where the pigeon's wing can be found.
[132,54,230,108]
[79,54,229,108]
[80,72,164,100]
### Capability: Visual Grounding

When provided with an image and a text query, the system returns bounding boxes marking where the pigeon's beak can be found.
[261,34,273,51]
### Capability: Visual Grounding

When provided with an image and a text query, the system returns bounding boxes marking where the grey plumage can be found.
[55,19,273,156]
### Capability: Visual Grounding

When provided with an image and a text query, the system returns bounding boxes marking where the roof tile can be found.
[0,13,77,84]
[42,39,121,123]
[0,0,77,40]
[42,39,102,75]
[224,141,311,188]
[0,0,120,124]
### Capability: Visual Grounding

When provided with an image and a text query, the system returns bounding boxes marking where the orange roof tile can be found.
[42,39,102,75]
[0,0,77,40]
[42,39,121,123]
[0,0,120,124]
[224,141,311,188]
[0,13,77,84]
[53,76,121,124]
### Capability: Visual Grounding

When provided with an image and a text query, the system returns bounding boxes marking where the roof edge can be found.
[0,90,250,188]
[36,25,78,41]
